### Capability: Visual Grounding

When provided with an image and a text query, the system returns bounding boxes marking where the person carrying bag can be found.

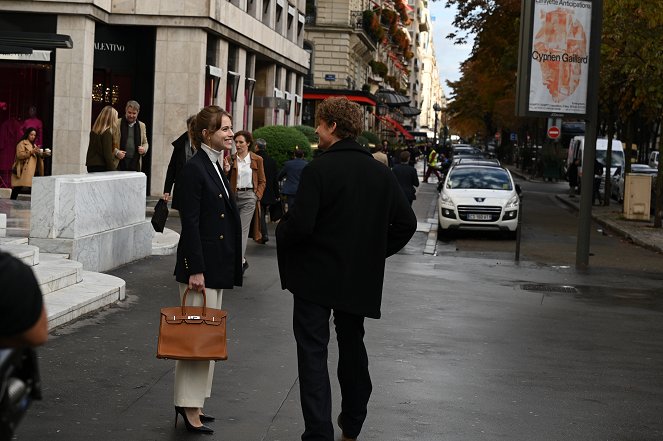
[164,105,242,435]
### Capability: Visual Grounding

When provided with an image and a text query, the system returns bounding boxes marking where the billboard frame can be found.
[515,0,600,119]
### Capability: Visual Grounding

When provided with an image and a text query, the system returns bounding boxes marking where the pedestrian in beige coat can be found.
[11,127,48,200]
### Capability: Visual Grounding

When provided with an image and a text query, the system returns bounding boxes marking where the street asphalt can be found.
[14,174,663,441]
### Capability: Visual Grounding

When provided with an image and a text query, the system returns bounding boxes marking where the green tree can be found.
[292,125,318,144]
[252,126,312,169]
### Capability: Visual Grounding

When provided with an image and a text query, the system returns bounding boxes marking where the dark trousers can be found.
[259,202,270,242]
[593,177,602,204]
[10,186,26,200]
[423,165,442,182]
[293,296,372,441]
[284,194,296,211]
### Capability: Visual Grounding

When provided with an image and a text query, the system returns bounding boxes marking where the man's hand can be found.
[116,150,126,159]
[163,193,170,202]
[138,146,146,155]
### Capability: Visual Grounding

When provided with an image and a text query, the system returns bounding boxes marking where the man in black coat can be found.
[276,97,417,441]
[254,138,279,243]
[391,150,419,205]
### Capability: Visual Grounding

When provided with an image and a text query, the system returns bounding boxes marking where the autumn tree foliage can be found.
[443,0,521,142]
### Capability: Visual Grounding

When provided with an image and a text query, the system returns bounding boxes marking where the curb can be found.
[555,194,663,255]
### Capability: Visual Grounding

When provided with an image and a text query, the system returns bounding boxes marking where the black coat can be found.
[174,151,243,289]
[256,150,279,205]
[163,131,191,210]
[275,138,417,319]
[392,163,419,202]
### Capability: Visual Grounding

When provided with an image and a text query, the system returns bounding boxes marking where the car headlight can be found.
[505,194,519,209]
[439,191,455,207]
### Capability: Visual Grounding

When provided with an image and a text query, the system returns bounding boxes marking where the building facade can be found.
[0,0,309,195]
[303,0,443,145]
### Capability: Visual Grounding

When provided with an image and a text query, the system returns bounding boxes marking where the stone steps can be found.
[0,242,125,331]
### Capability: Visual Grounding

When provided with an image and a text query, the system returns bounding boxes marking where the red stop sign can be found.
[547,126,560,139]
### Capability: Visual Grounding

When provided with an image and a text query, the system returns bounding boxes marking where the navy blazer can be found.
[278,158,308,196]
[174,151,243,289]
[276,138,417,319]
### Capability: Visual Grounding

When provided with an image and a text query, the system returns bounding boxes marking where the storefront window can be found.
[0,60,54,186]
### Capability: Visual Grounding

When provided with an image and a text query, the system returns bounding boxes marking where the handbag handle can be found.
[181,287,207,316]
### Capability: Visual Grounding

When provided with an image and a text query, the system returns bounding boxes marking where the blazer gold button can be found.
[219,235,224,240]
[219,193,223,198]
[220,213,225,219]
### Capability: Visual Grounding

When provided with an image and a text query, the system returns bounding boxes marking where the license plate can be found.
[468,214,492,220]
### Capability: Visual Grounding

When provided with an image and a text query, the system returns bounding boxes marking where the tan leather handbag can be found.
[156,288,228,361]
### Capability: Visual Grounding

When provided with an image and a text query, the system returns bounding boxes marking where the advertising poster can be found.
[528,0,592,114]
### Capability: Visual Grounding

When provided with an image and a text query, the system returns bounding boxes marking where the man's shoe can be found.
[337,415,357,441]
[242,260,249,274]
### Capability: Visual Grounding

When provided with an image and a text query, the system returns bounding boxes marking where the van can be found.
[567,136,625,193]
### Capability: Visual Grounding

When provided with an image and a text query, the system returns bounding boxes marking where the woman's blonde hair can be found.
[92,106,119,135]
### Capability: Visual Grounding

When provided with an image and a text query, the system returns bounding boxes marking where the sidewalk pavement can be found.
[506,165,663,255]
[10,162,663,441]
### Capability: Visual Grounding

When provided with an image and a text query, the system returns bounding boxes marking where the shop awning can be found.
[0,31,73,54]
[304,88,377,106]
[375,89,410,107]
[400,105,421,116]
[375,114,414,140]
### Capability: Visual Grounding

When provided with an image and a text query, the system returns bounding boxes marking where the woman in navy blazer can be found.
[172,106,242,434]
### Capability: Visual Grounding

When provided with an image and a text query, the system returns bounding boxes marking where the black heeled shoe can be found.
[200,413,215,423]
[174,406,214,434]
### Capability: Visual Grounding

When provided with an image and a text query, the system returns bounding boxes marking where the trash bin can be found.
[623,174,652,220]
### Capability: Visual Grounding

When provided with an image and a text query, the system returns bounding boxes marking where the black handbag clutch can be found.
[151,198,169,232]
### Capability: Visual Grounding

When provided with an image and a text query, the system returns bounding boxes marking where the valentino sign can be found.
[94,42,126,52]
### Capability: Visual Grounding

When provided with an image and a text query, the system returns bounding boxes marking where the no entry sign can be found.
[547,126,560,139]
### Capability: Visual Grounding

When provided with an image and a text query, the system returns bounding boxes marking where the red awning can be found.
[304,92,376,106]
[376,114,414,140]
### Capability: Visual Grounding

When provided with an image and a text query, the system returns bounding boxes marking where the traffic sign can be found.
[547,126,560,139]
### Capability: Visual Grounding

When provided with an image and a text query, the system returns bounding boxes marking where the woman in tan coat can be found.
[228,130,266,273]
[10,127,48,200]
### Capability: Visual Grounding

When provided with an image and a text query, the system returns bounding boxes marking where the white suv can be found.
[437,163,521,239]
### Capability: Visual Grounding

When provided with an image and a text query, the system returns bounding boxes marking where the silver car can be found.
[610,164,657,202]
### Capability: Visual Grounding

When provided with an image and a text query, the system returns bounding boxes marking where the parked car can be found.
[610,164,657,202]
[437,163,521,239]
[451,144,484,159]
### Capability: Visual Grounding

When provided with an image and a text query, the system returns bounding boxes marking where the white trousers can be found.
[236,190,257,261]
[173,283,223,408]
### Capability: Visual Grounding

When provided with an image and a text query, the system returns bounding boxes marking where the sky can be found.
[427,2,473,100]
